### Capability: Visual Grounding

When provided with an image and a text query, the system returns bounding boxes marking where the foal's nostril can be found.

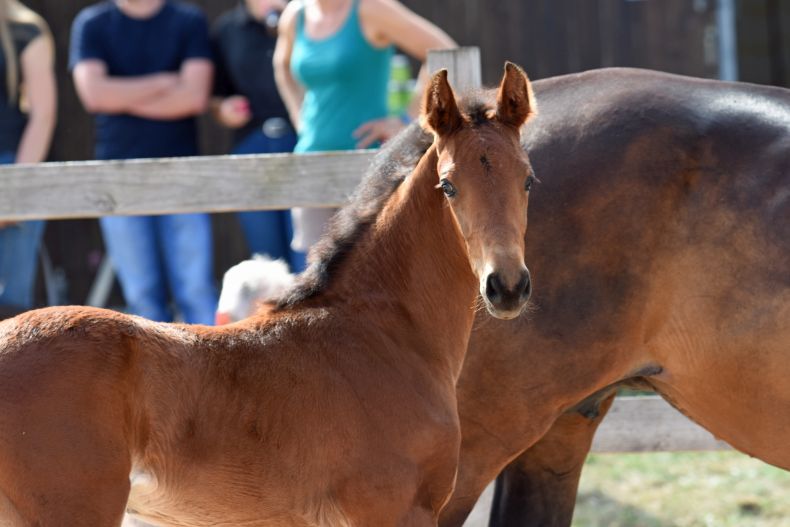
[485,273,505,303]
[486,270,531,308]
[517,270,532,300]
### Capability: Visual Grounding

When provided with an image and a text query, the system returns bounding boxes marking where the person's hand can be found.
[248,0,287,20]
[353,116,406,149]
[218,96,252,129]
[0,221,18,229]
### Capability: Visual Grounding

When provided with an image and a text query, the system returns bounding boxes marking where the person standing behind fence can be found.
[211,0,305,272]
[274,0,456,255]
[0,0,56,315]
[69,0,218,325]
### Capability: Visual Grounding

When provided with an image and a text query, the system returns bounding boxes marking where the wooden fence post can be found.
[427,47,482,92]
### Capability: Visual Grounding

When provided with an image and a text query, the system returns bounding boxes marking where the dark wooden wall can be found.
[402,0,720,85]
[21,0,785,307]
[737,0,790,87]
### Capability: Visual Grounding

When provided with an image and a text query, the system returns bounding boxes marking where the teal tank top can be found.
[291,0,393,152]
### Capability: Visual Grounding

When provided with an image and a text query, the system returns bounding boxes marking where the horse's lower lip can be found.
[484,302,525,320]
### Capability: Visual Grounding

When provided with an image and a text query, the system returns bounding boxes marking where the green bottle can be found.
[388,54,413,117]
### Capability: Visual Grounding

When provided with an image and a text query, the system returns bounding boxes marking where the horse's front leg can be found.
[488,393,615,527]
[397,507,439,527]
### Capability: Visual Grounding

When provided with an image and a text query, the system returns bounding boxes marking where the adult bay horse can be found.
[436,68,790,526]
[0,64,537,526]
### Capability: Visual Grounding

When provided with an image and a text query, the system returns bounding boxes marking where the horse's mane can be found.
[274,123,433,309]
[274,93,495,310]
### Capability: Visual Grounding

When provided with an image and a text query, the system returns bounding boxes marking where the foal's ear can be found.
[496,62,536,129]
[421,69,463,137]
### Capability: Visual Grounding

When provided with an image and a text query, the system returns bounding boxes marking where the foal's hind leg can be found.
[0,490,28,527]
[0,399,133,525]
[0,468,130,527]
[397,507,439,527]
[489,394,615,527]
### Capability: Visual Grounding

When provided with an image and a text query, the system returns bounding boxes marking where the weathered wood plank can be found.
[427,47,482,92]
[0,151,376,221]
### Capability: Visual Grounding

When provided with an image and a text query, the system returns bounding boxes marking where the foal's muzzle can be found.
[483,268,531,319]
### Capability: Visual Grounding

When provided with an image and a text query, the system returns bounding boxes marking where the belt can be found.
[262,117,292,139]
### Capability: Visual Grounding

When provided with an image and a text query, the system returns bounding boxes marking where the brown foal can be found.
[0,63,536,526]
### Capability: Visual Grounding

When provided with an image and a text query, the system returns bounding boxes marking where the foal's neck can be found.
[329,146,478,379]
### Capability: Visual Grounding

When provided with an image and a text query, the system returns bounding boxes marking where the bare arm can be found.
[72,60,177,114]
[352,0,456,147]
[126,59,213,120]
[273,2,304,131]
[15,36,56,164]
[360,0,456,118]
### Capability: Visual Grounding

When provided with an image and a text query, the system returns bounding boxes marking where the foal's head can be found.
[422,63,536,319]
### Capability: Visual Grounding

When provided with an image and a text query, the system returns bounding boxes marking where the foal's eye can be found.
[438,178,457,198]
[525,175,536,192]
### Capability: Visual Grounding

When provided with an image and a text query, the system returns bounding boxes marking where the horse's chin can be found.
[483,302,526,321]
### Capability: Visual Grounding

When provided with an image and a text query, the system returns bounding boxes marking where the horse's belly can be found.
[650,324,790,468]
[643,273,790,469]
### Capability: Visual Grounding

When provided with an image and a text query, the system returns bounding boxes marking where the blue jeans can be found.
[232,128,306,272]
[100,214,217,325]
[0,152,45,310]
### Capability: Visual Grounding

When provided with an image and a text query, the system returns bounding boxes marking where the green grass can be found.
[573,451,790,527]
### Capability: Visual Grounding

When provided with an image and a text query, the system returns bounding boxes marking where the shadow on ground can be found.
[574,490,675,527]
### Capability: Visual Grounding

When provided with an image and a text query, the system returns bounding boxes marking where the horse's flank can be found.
[439,68,790,526]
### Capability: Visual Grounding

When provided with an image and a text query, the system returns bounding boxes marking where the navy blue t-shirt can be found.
[69,1,212,160]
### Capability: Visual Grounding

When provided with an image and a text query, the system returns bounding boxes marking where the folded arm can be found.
[72,60,177,114]
[126,59,213,119]
[73,58,212,120]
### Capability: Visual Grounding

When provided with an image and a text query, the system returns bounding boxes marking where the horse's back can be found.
[530,67,790,130]
[528,68,788,185]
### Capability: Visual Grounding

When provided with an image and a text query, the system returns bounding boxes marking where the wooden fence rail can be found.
[0,152,374,221]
